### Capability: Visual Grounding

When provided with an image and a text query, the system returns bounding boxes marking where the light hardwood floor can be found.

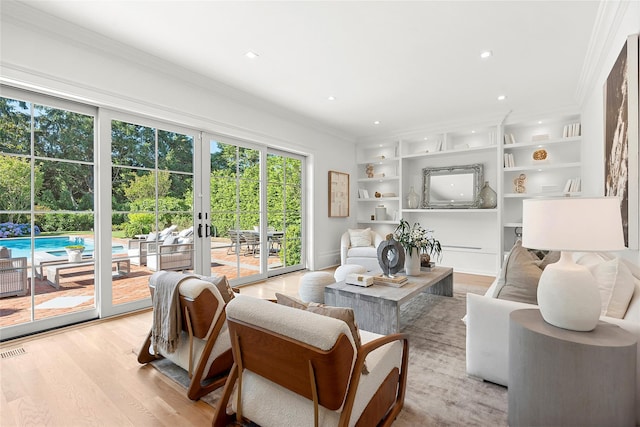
[0,270,493,427]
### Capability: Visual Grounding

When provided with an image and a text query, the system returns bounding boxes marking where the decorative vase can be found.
[66,248,83,263]
[404,250,421,276]
[375,205,387,221]
[407,186,419,209]
[478,181,497,209]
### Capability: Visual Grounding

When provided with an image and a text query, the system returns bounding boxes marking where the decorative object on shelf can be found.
[64,245,85,263]
[394,219,442,276]
[328,170,349,217]
[377,234,405,277]
[422,163,483,209]
[358,188,370,199]
[513,174,527,193]
[532,149,548,161]
[366,164,374,178]
[382,192,396,197]
[407,186,419,209]
[478,181,497,209]
[375,205,387,221]
[522,197,625,331]
[374,191,381,198]
[370,215,375,220]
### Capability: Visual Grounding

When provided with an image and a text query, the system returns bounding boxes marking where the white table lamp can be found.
[522,197,625,331]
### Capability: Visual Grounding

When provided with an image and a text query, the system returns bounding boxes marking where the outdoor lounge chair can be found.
[212,295,409,427]
[138,273,234,400]
[0,257,28,298]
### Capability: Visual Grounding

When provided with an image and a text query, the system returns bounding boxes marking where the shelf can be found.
[503,162,581,172]
[504,222,523,227]
[402,208,498,213]
[357,220,398,225]
[357,156,400,165]
[357,176,400,183]
[357,197,399,202]
[403,144,497,160]
[503,136,580,151]
[503,192,582,198]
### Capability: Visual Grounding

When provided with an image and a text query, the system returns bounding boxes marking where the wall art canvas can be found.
[328,170,349,217]
[604,34,639,249]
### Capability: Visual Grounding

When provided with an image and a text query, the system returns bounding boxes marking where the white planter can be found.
[66,249,83,263]
[404,251,421,276]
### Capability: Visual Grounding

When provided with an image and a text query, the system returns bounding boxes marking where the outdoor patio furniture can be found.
[241,232,260,256]
[227,230,245,255]
[0,257,28,298]
[44,258,131,289]
[127,225,179,265]
[147,242,194,272]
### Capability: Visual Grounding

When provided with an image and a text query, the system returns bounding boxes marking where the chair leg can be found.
[212,363,239,427]
[137,330,159,364]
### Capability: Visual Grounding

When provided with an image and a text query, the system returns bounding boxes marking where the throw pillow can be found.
[496,240,542,305]
[275,293,368,374]
[348,228,372,248]
[538,251,560,270]
[589,258,635,319]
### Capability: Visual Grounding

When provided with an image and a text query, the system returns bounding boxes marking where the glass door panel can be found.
[0,92,97,338]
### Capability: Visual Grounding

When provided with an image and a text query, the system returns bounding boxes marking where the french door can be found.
[203,136,305,285]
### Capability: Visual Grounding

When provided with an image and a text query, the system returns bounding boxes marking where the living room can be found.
[1,1,640,425]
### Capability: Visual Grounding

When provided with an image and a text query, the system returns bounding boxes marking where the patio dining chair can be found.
[227,230,246,255]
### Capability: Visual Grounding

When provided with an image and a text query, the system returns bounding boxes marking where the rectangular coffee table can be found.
[324,266,453,335]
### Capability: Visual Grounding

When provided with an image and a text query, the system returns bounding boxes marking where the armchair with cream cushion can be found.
[212,294,409,427]
[340,228,385,272]
[465,244,640,425]
[138,273,234,400]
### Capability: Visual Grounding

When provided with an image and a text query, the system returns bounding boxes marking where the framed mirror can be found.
[422,163,483,209]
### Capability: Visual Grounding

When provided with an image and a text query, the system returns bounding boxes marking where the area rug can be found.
[34,295,94,309]
[151,288,508,426]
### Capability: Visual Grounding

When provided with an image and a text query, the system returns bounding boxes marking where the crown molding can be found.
[575,0,630,105]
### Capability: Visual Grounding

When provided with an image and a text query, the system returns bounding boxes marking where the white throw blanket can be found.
[150,271,197,354]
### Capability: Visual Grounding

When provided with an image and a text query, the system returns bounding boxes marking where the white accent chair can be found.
[340,229,385,272]
[212,295,409,427]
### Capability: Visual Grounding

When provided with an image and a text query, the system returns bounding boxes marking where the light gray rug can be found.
[152,286,508,426]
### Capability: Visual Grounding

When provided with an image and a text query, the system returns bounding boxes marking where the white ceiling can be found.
[18,0,602,139]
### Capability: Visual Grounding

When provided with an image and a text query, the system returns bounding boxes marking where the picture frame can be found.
[604,34,639,249]
[328,170,349,217]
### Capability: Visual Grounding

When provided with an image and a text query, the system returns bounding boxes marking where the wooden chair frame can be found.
[138,283,233,400]
[212,316,409,427]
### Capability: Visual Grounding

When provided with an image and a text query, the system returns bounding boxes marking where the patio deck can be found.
[0,244,284,328]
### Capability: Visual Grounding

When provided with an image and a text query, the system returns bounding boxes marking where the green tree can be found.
[124,170,171,201]
[0,155,43,223]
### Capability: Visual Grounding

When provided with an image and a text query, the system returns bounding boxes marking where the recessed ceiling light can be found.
[328,96,336,101]
[498,95,507,101]
[480,50,493,59]
[374,120,381,125]
[471,130,476,134]
[538,120,543,124]
[423,137,429,140]
[245,51,259,59]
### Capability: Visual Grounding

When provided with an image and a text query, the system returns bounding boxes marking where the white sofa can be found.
[466,251,640,425]
[340,228,385,272]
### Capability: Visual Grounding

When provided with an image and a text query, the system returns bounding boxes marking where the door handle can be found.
[198,224,203,238]
[205,224,210,238]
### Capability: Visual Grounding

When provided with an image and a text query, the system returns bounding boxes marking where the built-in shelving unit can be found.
[355,113,582,276]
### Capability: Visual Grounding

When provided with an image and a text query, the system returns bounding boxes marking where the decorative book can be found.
[373,274,408,288]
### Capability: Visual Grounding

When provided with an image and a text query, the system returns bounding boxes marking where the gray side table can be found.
[508,309,637,427]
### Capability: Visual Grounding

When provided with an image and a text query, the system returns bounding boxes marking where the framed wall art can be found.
[328,170,349,217]
[604,33,639,249]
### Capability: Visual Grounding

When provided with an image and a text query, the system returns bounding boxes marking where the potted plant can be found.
[394,219,442,275]
[64,245,85,263]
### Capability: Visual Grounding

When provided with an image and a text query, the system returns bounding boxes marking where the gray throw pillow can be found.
[496,241,542,305]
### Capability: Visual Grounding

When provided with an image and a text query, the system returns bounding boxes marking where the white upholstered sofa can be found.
[466,250,640,425]
[340,228,385,272]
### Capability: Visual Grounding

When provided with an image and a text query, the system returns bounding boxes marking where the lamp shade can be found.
[522,197,625,252]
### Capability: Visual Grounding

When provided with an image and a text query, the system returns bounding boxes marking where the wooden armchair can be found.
[212,295,409,427]
[138,274,234,400]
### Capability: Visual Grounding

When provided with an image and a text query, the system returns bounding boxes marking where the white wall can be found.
[580,1,640,263]
[0,3,358,271]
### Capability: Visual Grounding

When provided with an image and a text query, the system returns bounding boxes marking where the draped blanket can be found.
[150,271,197,354]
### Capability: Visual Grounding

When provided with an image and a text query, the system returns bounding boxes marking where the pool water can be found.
[0,236,125,259]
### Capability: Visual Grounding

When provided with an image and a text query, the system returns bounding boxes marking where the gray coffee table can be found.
[324,266,453,334]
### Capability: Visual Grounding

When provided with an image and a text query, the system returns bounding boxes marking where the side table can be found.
[508,309,637,427]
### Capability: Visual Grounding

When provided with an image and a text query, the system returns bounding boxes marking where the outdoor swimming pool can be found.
[0,236,125,259]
